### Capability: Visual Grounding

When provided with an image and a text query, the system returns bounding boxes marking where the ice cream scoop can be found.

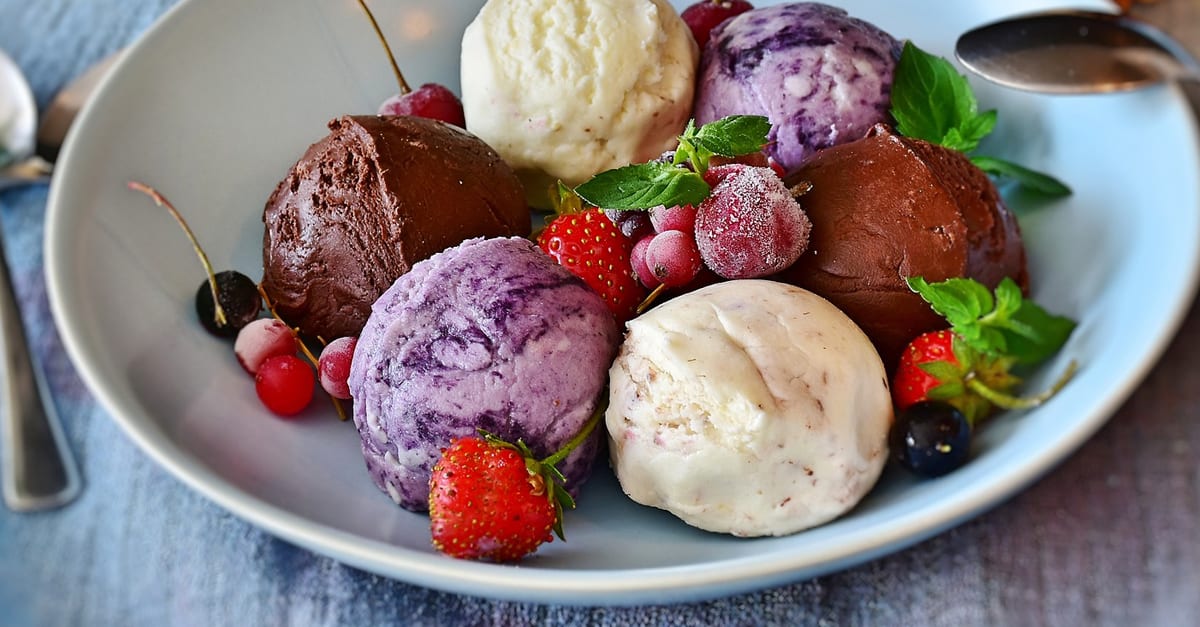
[348,237,620,512]
[693,2,901,173]
[460,0,698,206]
[607,279,892,537]
[778,124,1028,370]
[260,115,530,340]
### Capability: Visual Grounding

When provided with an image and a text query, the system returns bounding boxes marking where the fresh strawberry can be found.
[428,407,603,562]
[538,207,645,322]
[892,277,1079,426]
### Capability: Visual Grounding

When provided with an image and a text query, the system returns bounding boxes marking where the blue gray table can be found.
[3,1,1200,625]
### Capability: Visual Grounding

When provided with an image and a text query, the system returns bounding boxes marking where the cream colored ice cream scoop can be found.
[606,280,893,537]
[460,0,698,206]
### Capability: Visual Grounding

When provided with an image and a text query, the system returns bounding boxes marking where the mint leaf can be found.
[971,156,1072,197]
[908,276,1075,364]
[575,162,709,210]
[690,115,772,157]
[890,41,997,153]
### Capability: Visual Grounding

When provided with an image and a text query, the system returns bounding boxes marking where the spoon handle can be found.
[0,219,81,511]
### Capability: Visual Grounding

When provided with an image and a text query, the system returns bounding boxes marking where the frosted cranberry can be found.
[648,204,698,235]
[681,0,754,49]
[234,318,297,374]
[630,235,660,289]
[645,230,703,288]
[318,337,357,400]
[255,355,315,417]
[694,164,812,279]
[378,83,466,127]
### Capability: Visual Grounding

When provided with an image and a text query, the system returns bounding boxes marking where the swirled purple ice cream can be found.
[347,237,620,512]
[693,3,901,173]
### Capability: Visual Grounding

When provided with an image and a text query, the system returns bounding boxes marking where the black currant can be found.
[891,401,972,477]
[196,270,261,338]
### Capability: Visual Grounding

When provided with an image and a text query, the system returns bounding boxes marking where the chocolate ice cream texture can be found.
[261,115,530,340]
[778,124,1028,368]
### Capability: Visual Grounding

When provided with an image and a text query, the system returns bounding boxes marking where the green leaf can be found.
[971,155,1072,197]
[908,275,1076,364]
[890,41,996,152]
[690,115,772,157]
[574,162,710,210]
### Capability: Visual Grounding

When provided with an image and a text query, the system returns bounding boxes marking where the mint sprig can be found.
[890,41,1071,197]
[574,115,770,210]
[907,276,1076,365]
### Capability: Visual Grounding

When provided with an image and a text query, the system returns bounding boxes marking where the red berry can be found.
[318,337,357,400]
[694,163,812,279]
[893,330,961,411]
[630,235,660,289]
[645,230,703,288]
[429,437,558,562]
[234,318,298,374]
[378,83,466,127]
[255,355,315,417]
[680,0,754,49]
[648,204,698,235]
[537,208,646,322]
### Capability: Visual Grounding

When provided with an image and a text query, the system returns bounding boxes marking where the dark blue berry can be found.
[891,401,972,477]
[196,270,261,338]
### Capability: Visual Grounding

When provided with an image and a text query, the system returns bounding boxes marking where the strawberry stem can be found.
[128,181,228,328]
[966,359,1078,410]
[356,0,411,95]
[541,396,607,467]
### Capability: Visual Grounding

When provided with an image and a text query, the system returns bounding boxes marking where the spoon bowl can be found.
[0,50,36,165]
[955,10,1200,94]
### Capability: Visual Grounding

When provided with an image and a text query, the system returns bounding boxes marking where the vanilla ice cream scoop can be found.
[461,0,698,206]
[606,280,893,537]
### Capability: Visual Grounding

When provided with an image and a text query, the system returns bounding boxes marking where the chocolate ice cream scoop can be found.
[261,115,529,340]
[778,124,1028,369]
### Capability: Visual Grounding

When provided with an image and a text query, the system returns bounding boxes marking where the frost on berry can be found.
[234,318,298,374]
[630,235,660,289]
[694,164,812,279]
[318,336,358,400]
[648,204,698,235]
[645,230,702,288]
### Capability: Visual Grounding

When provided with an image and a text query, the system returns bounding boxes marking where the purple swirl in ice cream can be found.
[347,237,619,512]
[693,2,901,173]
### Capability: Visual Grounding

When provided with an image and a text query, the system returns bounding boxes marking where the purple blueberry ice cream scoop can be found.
[347,236,620,512]
[694,3,901,173]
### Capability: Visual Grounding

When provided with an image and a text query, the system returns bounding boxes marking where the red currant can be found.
[255,355,315,417]
[234,318,297,374]
[680,0,754,49]
[378,83,466,127]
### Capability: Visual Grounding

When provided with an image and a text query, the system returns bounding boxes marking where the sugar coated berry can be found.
[630,235,660,289]
[645,230,703,288]
[378,83,466,128]
[648,204,698,235]
[318,337,357,400]
[694,164,812,279]
[255,355,315,417]
[234,318,298,374]
[680,0,755,49]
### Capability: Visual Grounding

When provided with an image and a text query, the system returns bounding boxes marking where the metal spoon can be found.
[0,49,81,511]
[955,10,1200,94]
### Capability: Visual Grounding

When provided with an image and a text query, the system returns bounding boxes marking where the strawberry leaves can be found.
[906,276,1076,365]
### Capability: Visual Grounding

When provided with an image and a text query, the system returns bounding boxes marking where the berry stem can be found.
[127,181,227,327]
[541,396,607,467]
[966,359,1078,411]
[356,0,411,95]
[636,283,667,315]
[257,284,348,421]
